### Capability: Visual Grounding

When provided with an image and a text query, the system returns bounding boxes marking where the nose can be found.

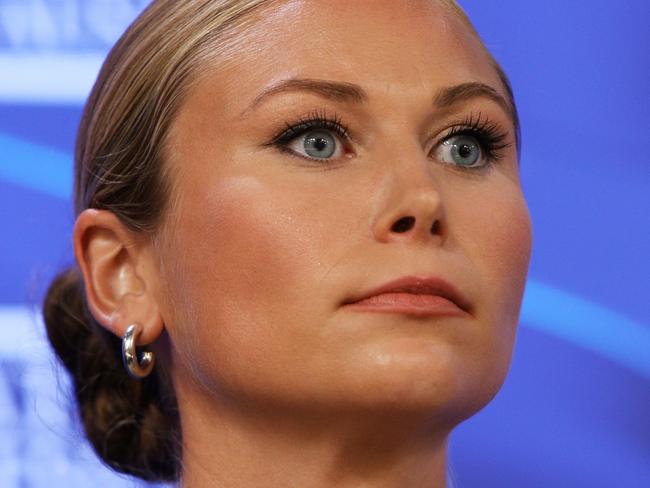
[371,153,444,245]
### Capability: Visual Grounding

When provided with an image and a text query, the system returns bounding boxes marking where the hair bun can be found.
[42,267,180,481]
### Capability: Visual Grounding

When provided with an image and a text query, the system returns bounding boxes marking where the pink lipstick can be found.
[342,274,471,317]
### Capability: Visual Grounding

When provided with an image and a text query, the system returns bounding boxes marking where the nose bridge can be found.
[369,136,445,245]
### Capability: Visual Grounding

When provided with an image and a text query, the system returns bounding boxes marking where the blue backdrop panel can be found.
[0,1,648,487]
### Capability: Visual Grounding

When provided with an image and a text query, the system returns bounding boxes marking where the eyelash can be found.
[440,112,512,168]
[269,108,350,151]
[267,108,511,170]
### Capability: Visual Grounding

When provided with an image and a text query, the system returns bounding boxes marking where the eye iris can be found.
[450,135,480,166]
[303,130,335,158]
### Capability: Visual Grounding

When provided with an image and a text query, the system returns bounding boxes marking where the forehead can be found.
[195,0,504,112]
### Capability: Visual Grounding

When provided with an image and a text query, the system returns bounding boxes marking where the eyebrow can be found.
[240,77,516,127]
[242,78,367,116]
[434,82,513,120]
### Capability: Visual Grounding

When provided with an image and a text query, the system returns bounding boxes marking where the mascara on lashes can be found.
[265,109,511,167]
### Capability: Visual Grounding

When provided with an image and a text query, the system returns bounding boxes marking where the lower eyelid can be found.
[275,145,346,170]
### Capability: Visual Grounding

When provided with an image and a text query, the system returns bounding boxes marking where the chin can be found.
[323,344,490,416]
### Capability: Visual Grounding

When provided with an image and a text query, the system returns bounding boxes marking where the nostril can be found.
[391,216,415,233]
[431,220,440,234]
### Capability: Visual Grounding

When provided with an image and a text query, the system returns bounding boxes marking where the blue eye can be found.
[270,111,349,162]
[289,129,341,159]
[437,134,483,168]
[270,110,511,168]
[433,113,513,170]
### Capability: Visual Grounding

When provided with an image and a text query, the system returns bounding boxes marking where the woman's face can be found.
[156,0,532,423]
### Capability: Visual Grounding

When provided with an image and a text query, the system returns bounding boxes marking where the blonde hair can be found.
[44,0,518,482]
[76,0,270,232]
[49,0,274,482]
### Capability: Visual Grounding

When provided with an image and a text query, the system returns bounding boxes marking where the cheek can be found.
[162,174,331,394]
[430,179,533,413]
[460,181,532,360]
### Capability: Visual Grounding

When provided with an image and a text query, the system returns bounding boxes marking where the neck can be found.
[175,373,451,488]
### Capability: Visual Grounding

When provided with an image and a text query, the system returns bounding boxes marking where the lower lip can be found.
[342,293,467,317]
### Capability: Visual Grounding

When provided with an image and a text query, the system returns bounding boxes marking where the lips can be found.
[342,274,471,315]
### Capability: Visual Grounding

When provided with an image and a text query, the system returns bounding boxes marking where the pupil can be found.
[458,144,472,158]
[315,138,327,151]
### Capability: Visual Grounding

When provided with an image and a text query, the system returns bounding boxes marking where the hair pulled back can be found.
[42,0,273,481]
[40,0,513,483]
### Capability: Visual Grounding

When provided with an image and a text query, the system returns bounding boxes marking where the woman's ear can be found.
[73,208,163,345]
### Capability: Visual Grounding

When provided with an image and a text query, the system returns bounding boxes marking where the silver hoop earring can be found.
[122,323,155,379]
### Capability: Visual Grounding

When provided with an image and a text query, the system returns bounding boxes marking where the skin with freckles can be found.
[74,0,532,486]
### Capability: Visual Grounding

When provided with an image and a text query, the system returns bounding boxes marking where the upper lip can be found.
[342,274,471,314]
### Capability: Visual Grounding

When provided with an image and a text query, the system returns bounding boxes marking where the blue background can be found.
[0,1,648,486]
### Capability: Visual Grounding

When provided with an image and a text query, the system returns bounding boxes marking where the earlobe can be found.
[73,208,164,346]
